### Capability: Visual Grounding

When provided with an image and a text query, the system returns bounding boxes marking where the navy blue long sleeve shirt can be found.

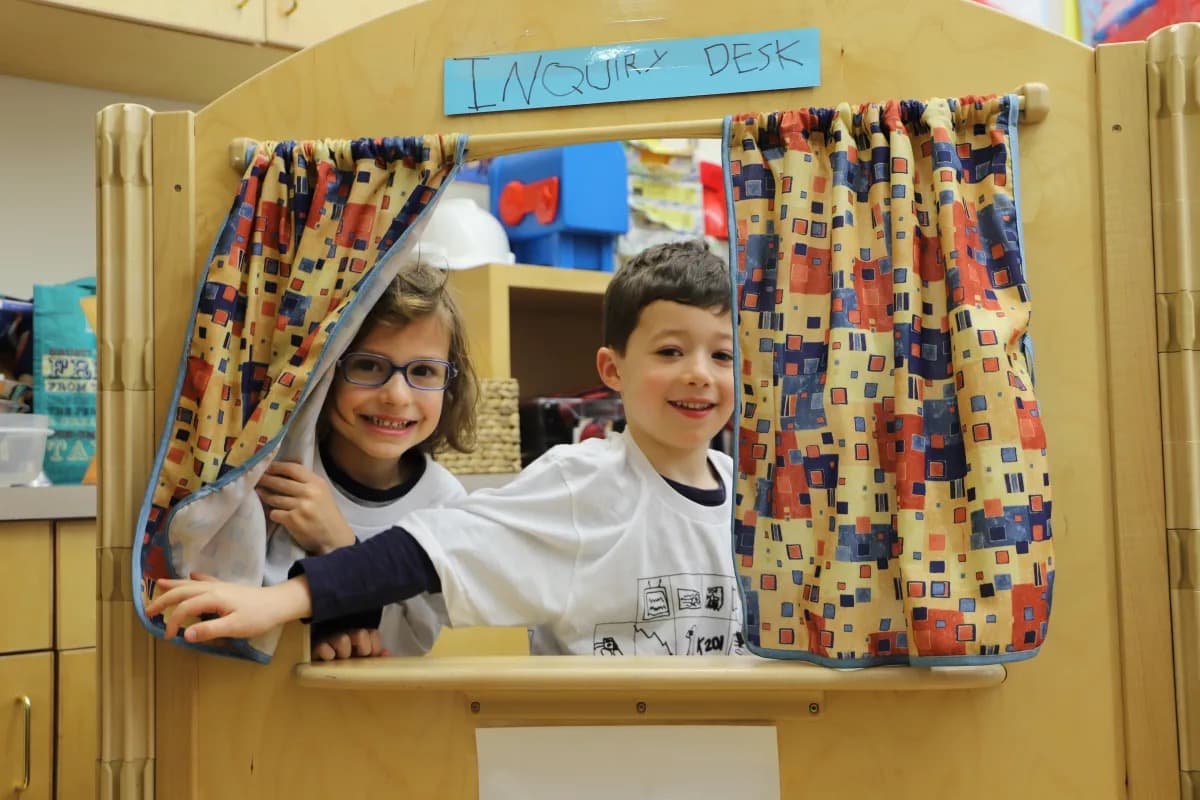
[288,472,723,627]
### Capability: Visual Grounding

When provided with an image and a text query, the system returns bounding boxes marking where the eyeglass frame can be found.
[335,352,459,391]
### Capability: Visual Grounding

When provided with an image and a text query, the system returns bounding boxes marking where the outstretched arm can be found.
[145,573,313,643]
[144,526,439,644]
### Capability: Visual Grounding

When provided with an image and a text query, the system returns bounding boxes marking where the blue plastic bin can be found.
[489,142,628,271]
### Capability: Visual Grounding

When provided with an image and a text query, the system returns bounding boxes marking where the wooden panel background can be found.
[104,1,1178,797]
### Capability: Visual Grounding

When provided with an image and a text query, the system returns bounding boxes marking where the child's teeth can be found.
[369,416,410,429]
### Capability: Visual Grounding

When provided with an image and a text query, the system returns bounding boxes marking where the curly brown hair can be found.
[331,259,478,455]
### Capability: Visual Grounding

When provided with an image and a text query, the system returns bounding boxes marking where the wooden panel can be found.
[1096,40,1181,799]
[194,627,475,798]
[96,105,159,800]
[428,628,529,657]
[30,0,266,41]
[464,690,822,722]
[264,0,417,49]
[0,522,53,654]
[153,644,197,800]
[144,2,1129,799]
[150,111,198,434]
[149,111,202,800]
[57,649,98,800]
[489,264,610,297]
[1148,24,1200,798]
[295,649,1006,693]
[0,652,54,800]
[447,266,510,380]
[56,520,97,651]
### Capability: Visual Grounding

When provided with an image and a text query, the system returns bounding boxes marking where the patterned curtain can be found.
[134,136,462,661]
[726,96,1053,667]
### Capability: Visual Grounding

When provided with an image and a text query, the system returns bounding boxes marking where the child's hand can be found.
[311,628,390,661]
[144,572,312,644]
[256,461,356,555]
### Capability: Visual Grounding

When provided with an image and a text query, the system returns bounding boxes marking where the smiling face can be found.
[597,300,735,480]
[324,313,452,489]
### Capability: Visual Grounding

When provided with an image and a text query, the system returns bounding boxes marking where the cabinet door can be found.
[55,520,97,650]
[56,649,96,800]
[0,653,53,800]
[264,0,417,49]
[0,522,53,654]
[29,0,266,42]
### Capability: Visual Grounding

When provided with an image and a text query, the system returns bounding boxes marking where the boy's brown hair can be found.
[602,240,731,353]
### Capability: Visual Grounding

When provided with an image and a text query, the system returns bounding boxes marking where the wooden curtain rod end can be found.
[1017,82,1050,123]
[230,137,256,173]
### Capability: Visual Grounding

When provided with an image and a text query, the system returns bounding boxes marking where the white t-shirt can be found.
[405,431,742,656]
[314,449,465,656]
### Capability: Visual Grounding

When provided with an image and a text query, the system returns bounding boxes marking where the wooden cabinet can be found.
[0,523,53,655]
[3,0,421,101]
[56,520,97,651]
[29,0,267,41]
[18,0,417,56]
[263,0,416,49]
[0,509,97,800]
[56,649,97,800]
[0,653,54,800]
[0,0,290,103]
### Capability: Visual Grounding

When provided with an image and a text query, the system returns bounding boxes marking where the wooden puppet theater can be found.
[93,1,1193,797]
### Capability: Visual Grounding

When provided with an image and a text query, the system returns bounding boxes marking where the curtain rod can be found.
[228,82,1049,171]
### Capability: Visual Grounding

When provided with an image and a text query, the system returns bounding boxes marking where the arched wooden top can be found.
[198,0,1087,140]
[188,0,1096,285]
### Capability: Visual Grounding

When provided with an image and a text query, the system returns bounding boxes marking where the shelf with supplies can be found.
[447,263,612,401]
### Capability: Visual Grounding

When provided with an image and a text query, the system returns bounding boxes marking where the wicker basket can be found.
[437,378,521,474]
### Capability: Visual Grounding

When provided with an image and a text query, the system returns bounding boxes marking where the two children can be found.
[147,240,745,657]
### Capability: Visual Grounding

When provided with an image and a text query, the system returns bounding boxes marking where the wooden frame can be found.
[95,2,1182,797]
[1145,24,1200,797]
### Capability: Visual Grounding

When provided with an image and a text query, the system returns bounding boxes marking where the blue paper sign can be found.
[444,28,819,116]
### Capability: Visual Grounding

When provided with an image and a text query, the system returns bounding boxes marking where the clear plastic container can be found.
[0,414,53,487]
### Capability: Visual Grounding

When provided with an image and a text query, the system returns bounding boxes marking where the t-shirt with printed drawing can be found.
[404,430,744,656]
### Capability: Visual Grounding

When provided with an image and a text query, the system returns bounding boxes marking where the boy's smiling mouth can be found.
[669,400,716,416]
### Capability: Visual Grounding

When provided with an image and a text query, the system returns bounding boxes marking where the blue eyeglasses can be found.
[337,353,458,391]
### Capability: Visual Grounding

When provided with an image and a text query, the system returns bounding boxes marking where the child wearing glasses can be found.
[149,241,745,658]
[254,258,478,660]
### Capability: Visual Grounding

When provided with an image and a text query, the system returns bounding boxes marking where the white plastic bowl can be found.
[0,414,53,487]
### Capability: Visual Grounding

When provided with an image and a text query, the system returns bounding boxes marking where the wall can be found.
[0,75,194,299]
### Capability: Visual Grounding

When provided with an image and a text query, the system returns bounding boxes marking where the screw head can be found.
[470,701,481,714]
[636,701,647,714]
[808,702,820,715]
